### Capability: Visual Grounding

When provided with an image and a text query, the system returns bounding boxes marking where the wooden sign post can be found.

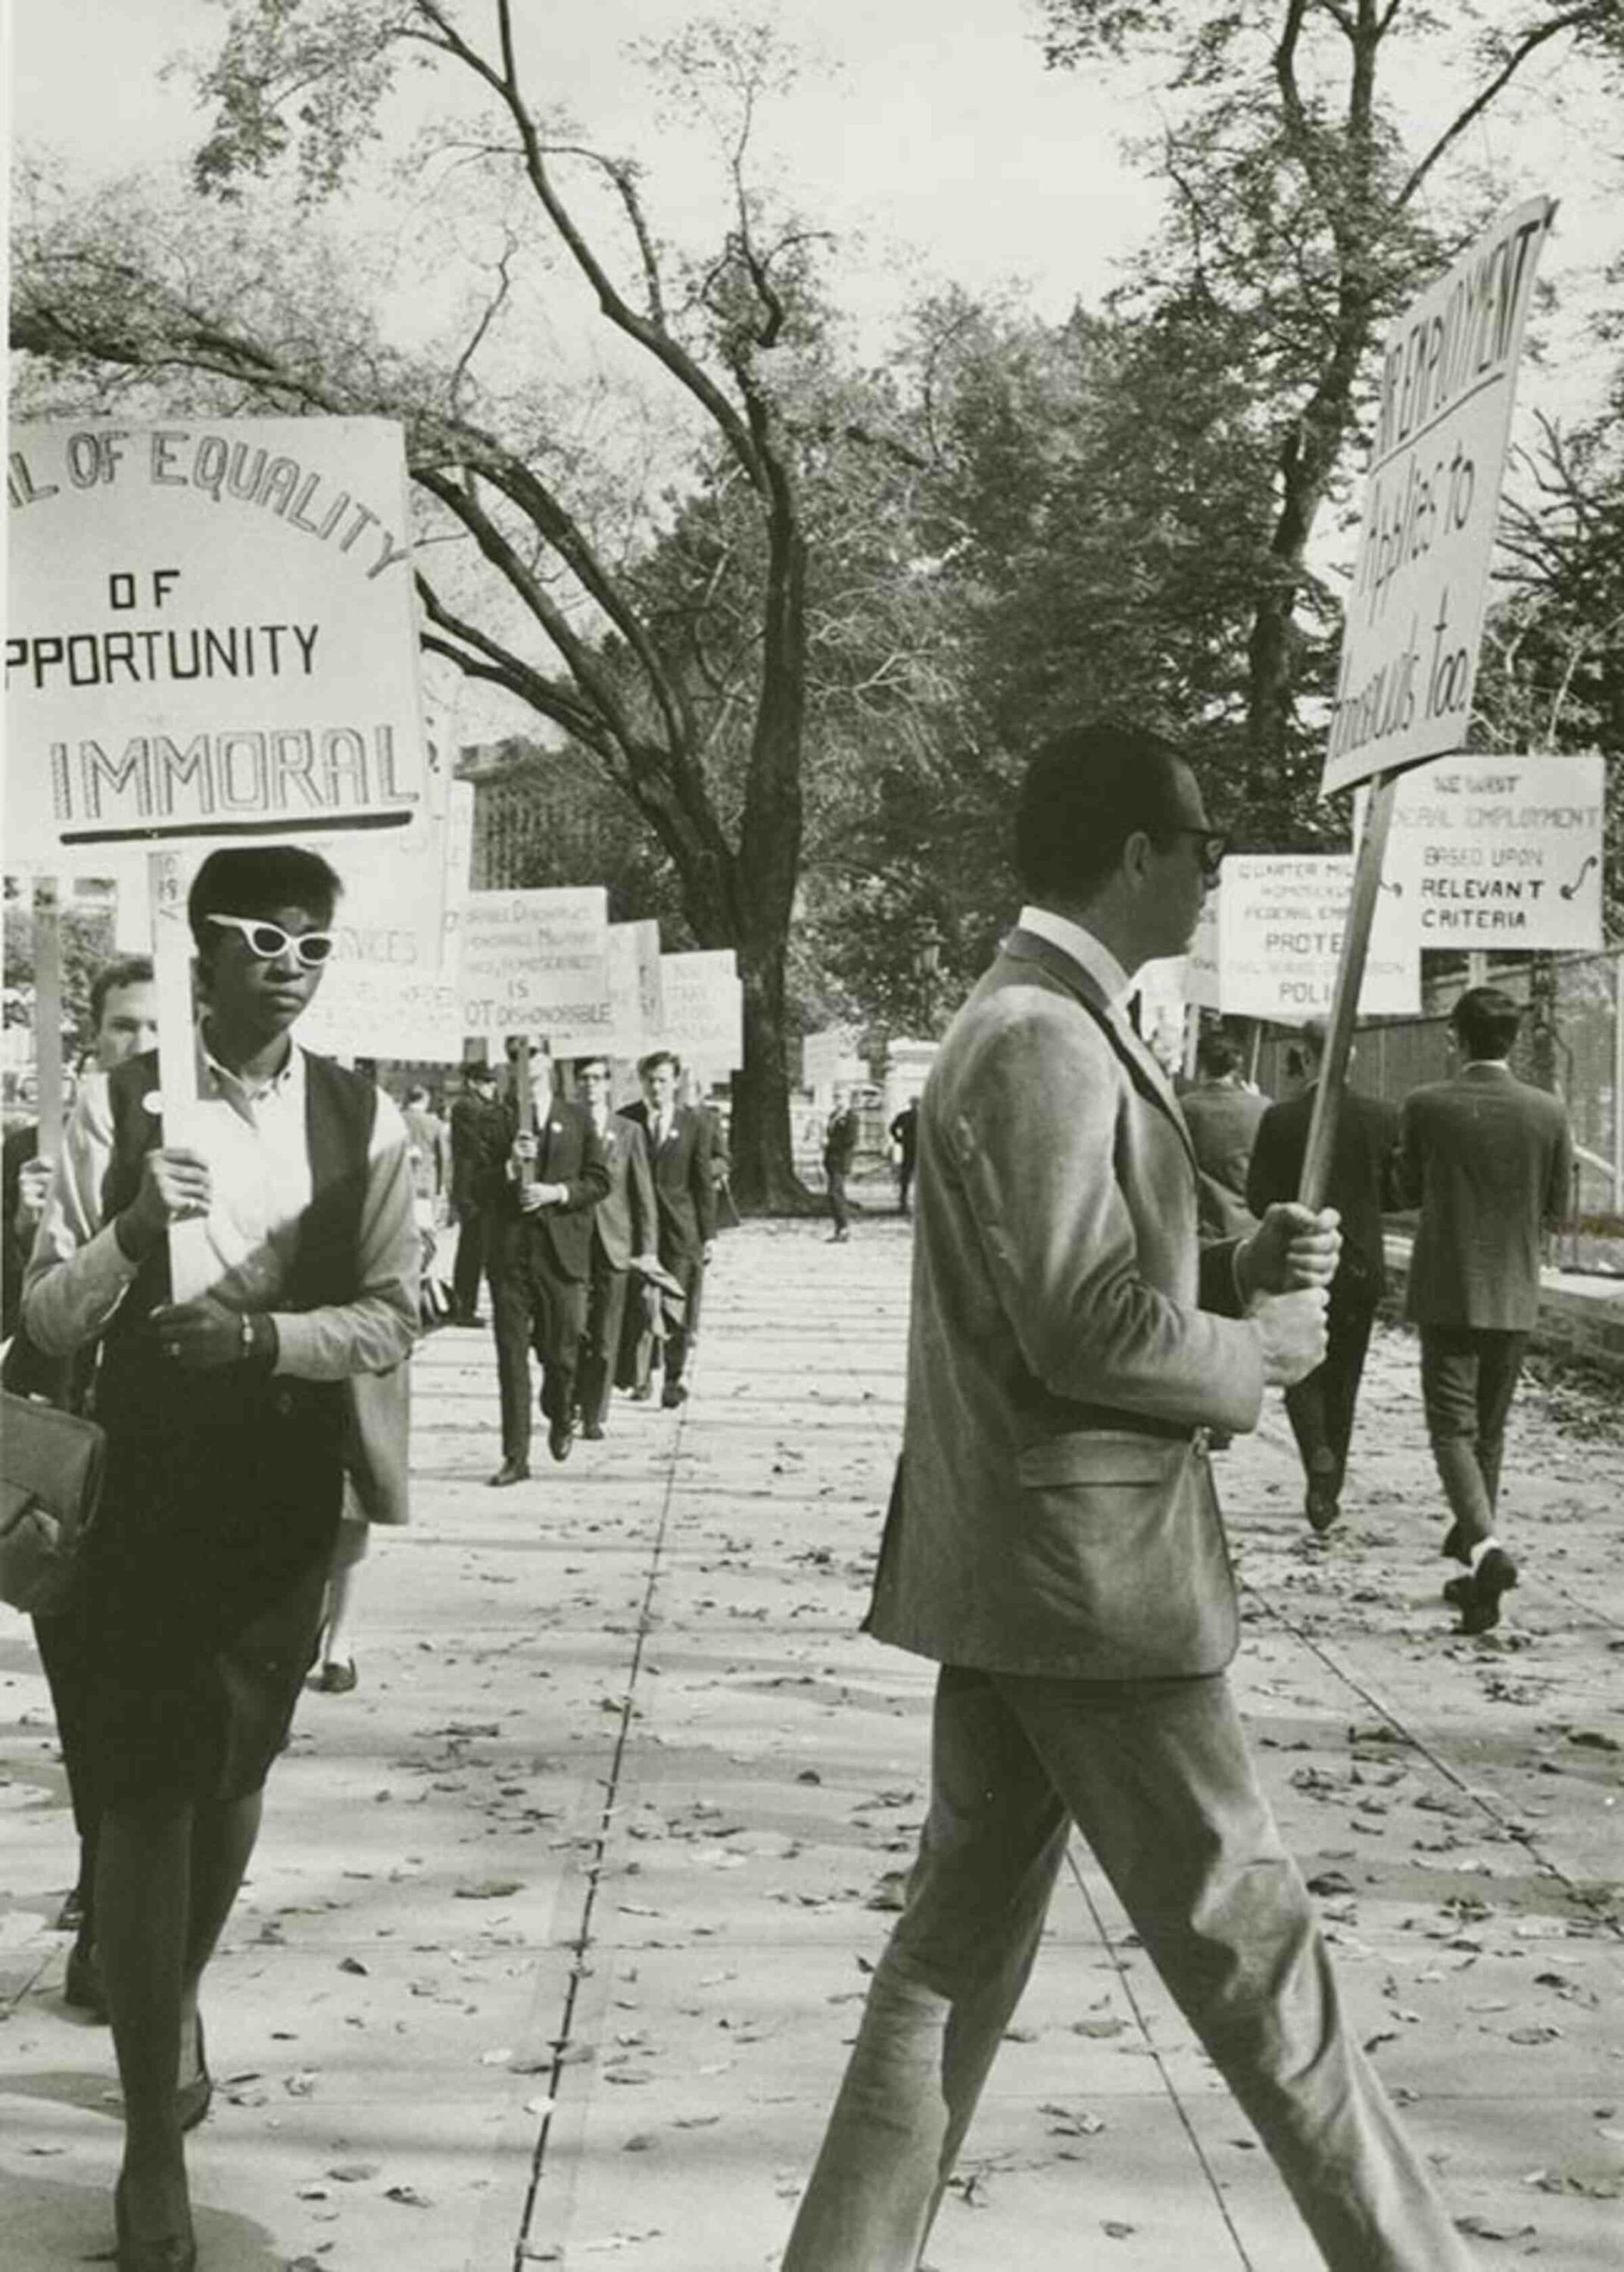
[31,878,65,1166]
[1298,773,1398,1209]
[148,849,212,1300]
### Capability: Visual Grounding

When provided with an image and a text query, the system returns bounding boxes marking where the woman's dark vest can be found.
[96,1047,376,1439]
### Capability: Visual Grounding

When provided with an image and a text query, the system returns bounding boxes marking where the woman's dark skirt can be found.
[79,1373,345,1811]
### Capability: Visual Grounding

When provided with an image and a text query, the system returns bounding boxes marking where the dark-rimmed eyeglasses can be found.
[205,913,335,968]
[1160,826,1229,883]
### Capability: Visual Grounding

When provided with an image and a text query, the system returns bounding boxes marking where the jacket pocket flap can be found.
[1017,1430,1186,1487]
[0,1477,40,1534]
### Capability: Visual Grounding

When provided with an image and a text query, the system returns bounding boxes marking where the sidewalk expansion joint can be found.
[1061,1844,1260,2270]
[509,1375,692,2270]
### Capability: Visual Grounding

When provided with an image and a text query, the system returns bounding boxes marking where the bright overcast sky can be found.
[11,0,1619,382]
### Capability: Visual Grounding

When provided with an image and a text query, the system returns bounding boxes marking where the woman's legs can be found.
[97,1787,264,2242]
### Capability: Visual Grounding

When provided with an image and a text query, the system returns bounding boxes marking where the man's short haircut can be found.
[404,1084,430,1108]
[188,845,342,957]
[89,954,154,1031]
[1451,985,1520,1060]
[1297,1017,1329,1062]
[1014,722,1193,901]
[638,1048,681,1078]
[466,1062,497,1085]
[1195,1029,1242,1079]
[575,1055,612,1078]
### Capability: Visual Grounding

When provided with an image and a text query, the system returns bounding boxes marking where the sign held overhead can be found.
[5,417,426,854]
[1321,196,1556,799]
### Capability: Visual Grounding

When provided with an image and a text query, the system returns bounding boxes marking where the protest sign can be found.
[800,1025,863,1094]
[597,920,663,1062]
[457,887,611,1045]
[6,416,426,854]
[1322,196,1556,798]
[1375,751,1605,951]
[659,950,744,1075]
[1198,856,1420,1020]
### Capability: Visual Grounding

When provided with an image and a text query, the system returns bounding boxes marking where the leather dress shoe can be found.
[488,1458,530,1487]
[581,1421,606,1441]
[547,1414,575,1462]
[64,1935,107,2020]
[1444,1546,1519,1636]
[115,2172,198,2272]
[1304,1488,1341,1534]
[660,1381,688,1409]
[629,1383,653,1402]
[176,2014,211,2133]
[313,1658,358,1694]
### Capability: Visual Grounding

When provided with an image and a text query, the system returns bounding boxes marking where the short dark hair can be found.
[466,1062,497,1086]
[1196,1030,1242,1079]
[638,1048,680,1078]
[1451,985,1520,1060]
[404,1084,430,1108]
[575,1056,611,1078]
[1014,722,1194,901]
[188,845,342,957]
[89,954,154,1031]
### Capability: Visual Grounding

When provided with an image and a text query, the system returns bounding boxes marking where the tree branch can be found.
[1398,9,1592,208]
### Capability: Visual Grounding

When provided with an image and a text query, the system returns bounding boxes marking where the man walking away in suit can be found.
[781,723,1478,2272]
[575,1055,658,1441]
[1395,986,1573,1634]
[622,1050,715,1409]
[822,1090,861,1241]
[888,1098,919,1215]
[447,1064,507,1326]
[486,1044,609,1484]
[1181,1026,1269,1238]
[1248,1019,1402,1533]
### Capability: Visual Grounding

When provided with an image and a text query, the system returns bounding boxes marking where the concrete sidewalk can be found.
[3,1217,1621,2271]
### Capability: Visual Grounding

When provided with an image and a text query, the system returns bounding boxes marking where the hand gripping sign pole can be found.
[150,849,213,1301]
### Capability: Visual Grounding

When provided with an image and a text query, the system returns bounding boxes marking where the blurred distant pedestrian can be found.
[447,1063,507,1326]
[1180,1027,1268,1238]
[1248,1022,1401,1531]
[888,1098,918,1215]
[821,1090,860,1242]
[1395,985,1573,1634]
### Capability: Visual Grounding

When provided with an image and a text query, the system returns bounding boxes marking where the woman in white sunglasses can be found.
[23,844,419,2272]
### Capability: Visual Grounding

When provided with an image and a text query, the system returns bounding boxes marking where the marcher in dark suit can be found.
[575,1055,657,1440]
[1248,1022,1402,1531]
[888,1098,919,1215]
[821,1091,861,1241]
[447,1065,509,1326]
[1394,985,1573,1634]
[621,1049,715,1408]
[1180,1027,1269,1238]
[782,724,1476,2272]
[487,1048,609,1483]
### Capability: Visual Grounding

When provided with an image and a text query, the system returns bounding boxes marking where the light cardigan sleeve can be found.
[271,1089,419,1380]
